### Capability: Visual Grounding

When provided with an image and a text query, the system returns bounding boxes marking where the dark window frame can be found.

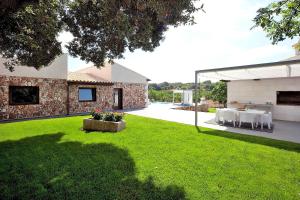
[277,91,300,106]
[78,87,97,102]
[9,86,40,105]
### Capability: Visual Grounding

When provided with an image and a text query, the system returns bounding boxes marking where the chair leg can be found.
[251,123,254,130]
[239,121,242,128]
[268,122,271,130]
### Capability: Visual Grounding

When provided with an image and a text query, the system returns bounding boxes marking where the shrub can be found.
[91,109,103,120]
[93,113,103,120]
[114,113,124,122]
[103,113,116,122]
[91,110,124,122]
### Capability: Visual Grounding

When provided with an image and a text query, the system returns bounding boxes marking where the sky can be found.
[59,0,298,83]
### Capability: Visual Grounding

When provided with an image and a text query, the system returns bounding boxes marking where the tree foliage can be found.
[211,82,227,106]
[148,81,227,105]
[149,81,206,90]
[253,0,300,46]
[0,0,63,71]
[0,0,201,71]
[149,89,182,102]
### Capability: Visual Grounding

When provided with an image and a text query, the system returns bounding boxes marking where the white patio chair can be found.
[239,112,258,130]
[215,109,224,123]
[261,112,272,130]
[221,110,237,127]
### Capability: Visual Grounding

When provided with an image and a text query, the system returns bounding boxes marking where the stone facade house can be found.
[0,54,149,120]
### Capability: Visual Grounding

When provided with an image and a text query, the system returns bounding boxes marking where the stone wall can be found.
[69,82,146,114]
[0,76,147,120]
[114,83,147,109]
[0,75,68,120]
[68,83,114,114]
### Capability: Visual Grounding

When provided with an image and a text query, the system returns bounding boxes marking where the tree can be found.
[253,0,300,47]
[148,89,181,103]
[211,82,227,107]
[148,83,161,90]
[0,0,38,13]
[0,0,202,71]
[201,80,213,91]
[0,0,63,71]
[159,82,172,90]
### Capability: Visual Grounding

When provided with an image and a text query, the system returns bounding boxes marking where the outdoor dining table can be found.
[239,109,266,115]
[215,108,237,123]
[237,109,267,127]
[216,108,268,129]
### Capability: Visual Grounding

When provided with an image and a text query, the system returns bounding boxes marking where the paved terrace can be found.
[126,103,300,144]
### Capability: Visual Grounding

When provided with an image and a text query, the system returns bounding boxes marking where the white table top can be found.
[217,109,267,115]
[241,109,266,115]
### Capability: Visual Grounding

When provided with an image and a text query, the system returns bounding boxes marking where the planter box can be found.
[83,119,126,132]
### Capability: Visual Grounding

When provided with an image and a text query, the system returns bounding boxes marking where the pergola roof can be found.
[196,59,300,81]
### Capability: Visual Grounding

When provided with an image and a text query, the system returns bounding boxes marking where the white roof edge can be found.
[196,59,300,81]
[113,62,150,81]
[196,59,300,73]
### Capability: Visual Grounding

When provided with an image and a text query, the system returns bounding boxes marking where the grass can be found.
[0,115,300,199]
[208,107,217,113]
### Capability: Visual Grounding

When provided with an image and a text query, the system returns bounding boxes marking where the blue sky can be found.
[60,0,298,83]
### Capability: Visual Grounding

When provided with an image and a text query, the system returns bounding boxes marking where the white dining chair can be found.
[261,112,272,130]
[222,110,237,127]
[215,109,223,123]
[239,112,257,130]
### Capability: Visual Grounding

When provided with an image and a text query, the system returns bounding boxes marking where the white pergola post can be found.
[195,71,199,126]
[172,91,175,104]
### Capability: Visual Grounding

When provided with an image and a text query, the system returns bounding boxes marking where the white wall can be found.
[0,54,68,79]
[227,77,300,122]
[111,63,148,84]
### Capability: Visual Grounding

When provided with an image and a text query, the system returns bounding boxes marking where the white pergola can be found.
[173,89,193,106]
[194,58,300,126]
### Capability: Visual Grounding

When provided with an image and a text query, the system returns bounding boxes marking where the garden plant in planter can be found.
[83,109,126,132]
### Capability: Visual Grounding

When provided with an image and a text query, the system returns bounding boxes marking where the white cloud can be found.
[65,0,298,82]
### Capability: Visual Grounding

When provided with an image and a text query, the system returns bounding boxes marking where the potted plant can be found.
[83,109,126,132]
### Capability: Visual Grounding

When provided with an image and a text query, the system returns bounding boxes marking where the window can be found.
[9,86,39,105]
[79,88,96,102]
[277,91,300,106]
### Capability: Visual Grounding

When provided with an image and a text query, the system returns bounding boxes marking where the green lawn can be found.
[0,115,300,199]
[208,107,217,113]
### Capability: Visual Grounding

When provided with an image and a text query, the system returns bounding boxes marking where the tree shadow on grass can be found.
[196,127,300,153]
[0,133,186,200]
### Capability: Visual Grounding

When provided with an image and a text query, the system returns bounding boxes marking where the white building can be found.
[196,46,300,122]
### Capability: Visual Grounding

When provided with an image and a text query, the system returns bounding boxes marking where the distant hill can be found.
[149,81,214,91]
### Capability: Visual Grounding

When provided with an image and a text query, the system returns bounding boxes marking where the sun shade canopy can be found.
[194,58,300,127]
[196,59,300,81]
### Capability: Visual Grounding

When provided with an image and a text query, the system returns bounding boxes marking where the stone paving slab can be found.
[126,103,300,144]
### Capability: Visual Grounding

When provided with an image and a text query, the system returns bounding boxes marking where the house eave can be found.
[67,80,114,86]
